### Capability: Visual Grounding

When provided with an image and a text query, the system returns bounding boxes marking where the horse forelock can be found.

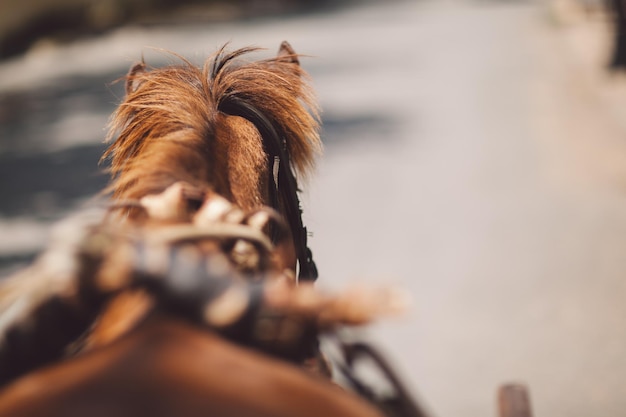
[102,45,322,208]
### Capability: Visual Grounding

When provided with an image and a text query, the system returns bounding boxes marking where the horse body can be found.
[0,318,382,417]
[0,42,392,416]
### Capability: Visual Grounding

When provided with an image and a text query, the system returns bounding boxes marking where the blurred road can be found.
[2,0,626,416]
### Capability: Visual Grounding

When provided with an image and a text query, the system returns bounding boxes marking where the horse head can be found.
[102,42,320,280]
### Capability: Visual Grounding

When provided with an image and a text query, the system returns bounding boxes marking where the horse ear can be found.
[277,41,300,66]
[126,61,147,95]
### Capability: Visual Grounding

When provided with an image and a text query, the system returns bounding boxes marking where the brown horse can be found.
[0,43,404,417]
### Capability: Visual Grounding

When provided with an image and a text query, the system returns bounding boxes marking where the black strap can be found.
[333,341,430,417]
[218,97,318,282]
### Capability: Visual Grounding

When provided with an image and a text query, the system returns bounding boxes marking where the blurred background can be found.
[2,0,626,416]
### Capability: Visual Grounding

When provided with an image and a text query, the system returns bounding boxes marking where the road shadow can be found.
[0,70,123,220]
[0,144,109,218]
[321,113,400,147]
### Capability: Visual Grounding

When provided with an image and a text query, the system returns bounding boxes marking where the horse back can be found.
[0,317,383,417]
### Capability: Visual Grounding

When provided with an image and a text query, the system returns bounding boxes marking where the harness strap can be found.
[332,340,430,417]
[218,97,318,282]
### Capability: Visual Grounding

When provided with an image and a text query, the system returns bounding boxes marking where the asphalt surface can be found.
[1,1,626,416]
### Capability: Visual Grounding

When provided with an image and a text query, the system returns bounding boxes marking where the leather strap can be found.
[218,97,318,282]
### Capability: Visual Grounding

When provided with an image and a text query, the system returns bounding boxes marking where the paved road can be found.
[2,1,626,416]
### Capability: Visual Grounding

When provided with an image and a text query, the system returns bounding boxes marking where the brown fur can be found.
[0,318,384,417]
[102,44,321,212]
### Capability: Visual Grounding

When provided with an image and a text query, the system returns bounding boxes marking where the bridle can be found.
[218,96,318,282]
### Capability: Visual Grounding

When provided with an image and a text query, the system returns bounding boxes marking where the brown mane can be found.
[102,45,321,211]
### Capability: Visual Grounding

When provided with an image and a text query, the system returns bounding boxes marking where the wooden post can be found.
[498,383,533,417]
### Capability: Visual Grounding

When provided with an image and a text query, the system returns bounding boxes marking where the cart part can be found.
[332,339,430,417]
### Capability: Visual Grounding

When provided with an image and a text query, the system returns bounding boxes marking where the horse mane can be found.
[102,44,321,210]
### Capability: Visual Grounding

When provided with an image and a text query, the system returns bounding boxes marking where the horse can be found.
[0,42,413,417]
